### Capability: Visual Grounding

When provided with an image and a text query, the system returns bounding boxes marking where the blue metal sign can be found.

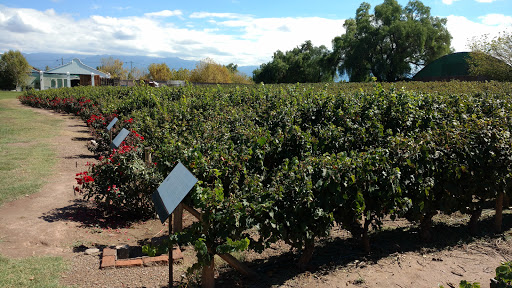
[110,128,130,149]
[152,162,198,224]
[106,117,118,131]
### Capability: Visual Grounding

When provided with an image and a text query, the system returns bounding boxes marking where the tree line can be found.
[254,0,511,83]
[97,57,253,84]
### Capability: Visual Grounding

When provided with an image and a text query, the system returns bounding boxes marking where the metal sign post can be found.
[151,162,198,288]
[110,128,130,149]
[169,219,173,288]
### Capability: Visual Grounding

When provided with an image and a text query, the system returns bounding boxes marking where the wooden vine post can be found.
[144,147,152,165]
[495,191,504,233]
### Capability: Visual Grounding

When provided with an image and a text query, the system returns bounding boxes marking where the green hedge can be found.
[20,81,512,270]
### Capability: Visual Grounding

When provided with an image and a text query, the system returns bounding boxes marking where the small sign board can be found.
[110,128,130,149]
[106,117,118,131]
[152,162,198,224]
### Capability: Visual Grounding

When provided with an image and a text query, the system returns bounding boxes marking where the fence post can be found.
[144,147,152,166]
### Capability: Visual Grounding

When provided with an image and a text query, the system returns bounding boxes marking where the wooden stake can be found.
[183,203,201,220]
[144,147,152,166]
[218,254,258,278]
[173,203,183,233]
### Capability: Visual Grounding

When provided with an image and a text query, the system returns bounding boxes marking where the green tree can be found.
[224,63,253,84]
[468,31,512,81]
[0,50,30,90]
[333,0,452,82]
[169,68,191,81]
[225,63,238,73]
[253,40,336,83]
[98,57,128,79]
[148,63,171,81]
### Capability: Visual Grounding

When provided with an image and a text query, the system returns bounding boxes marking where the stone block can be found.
[102,248,116,257]
[143,255,169,267]
[115,258,143,268]
[100,255,115,269]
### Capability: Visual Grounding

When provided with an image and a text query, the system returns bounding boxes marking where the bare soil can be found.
[1,100,512,288]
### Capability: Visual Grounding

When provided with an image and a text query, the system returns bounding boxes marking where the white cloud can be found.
[0,5,345,66]
[479,14,512,26]
[190,12,246,19]
[144,10,182,18]
[2,5,510,67]
[446,14,512,52]
[442,0,459,5]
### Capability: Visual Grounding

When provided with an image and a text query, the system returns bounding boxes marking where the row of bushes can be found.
[19,81,512,275]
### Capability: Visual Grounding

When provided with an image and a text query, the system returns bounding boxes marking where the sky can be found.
[0,0,511,66]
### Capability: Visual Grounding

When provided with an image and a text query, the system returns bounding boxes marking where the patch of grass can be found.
[0,91,20,101]
[0,254,68,288]
[0,91,62,206]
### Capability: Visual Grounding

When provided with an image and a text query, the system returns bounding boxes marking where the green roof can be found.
[46,58,110,78]
[413,52,471,80]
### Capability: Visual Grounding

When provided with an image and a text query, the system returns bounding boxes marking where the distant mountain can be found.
[23,53,258,77]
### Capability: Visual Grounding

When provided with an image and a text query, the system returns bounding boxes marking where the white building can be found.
[28,58,110,90]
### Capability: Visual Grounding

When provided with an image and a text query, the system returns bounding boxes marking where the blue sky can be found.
[0,0,511,66]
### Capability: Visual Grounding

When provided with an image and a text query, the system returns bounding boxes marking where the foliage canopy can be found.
[253,40,336,83]
[332,0,452,82]
[148,63,172,81]
[468,31,512,81]
[97,57,128,79]
[0,50,30,90]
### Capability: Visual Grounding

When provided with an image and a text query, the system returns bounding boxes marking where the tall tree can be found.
[333,0,452,82]
[98,57,128,79]
[0,50,30,90]
[169,68,192,81]
[225,63,238,73]
[190,58,232,83]
[467,31,512,81]
[147,63,172,81]
[253,40,336,83]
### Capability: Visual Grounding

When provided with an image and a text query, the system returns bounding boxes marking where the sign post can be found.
[152,162,198,288]
[106,117,118,143]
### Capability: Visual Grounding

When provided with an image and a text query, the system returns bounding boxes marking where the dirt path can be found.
[0,100,95,258]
